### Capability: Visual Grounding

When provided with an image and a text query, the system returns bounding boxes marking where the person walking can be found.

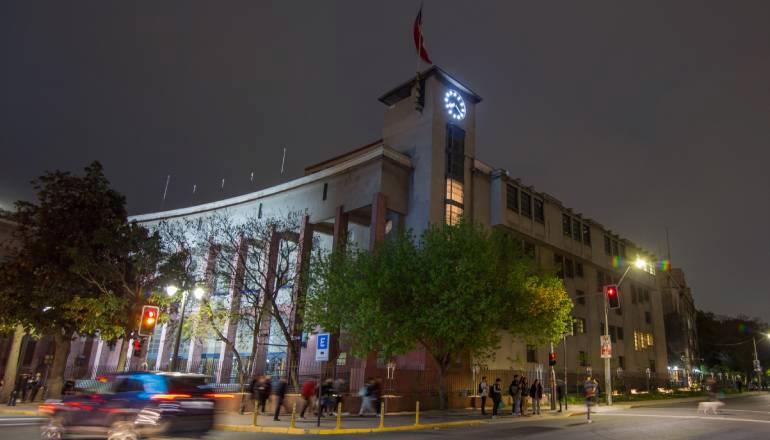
[299,379,317,419]
[583,376,598,424]
[509,375,520,416]
[273,378,289,421]
[520,376,529,415]
[332,378,345,415]
[358,378,375,416]
[556,379,564,413]
[490,378,503,418]
[255,376,271,415]
[529,379,543,415]
[478,376,489,415]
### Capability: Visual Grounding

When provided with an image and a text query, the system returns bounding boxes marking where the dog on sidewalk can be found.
[697,401,724,415]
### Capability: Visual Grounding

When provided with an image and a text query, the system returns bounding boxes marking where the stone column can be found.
[369,192,388,251]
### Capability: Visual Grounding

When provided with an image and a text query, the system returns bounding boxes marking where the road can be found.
[2,393,768,439]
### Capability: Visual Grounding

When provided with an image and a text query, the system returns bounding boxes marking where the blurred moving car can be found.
[40,372,216,439]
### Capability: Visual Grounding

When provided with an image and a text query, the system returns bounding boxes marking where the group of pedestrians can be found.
[478,375,545,418]
[4,372,44,406]
[251,375,348,421]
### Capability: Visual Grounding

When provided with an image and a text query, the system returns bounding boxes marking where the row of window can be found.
[506,184,545,223]
[603,235,626,258]
[562,214,592,246]
[554,254,585,279]
[634,331,654,351]
[631,284,651,304]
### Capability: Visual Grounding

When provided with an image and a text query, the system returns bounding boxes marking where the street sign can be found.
[600,335,612,359]
[753,359,761,372]
[315,332,330,361]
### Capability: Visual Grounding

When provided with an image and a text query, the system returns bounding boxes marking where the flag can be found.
[413,6,432,64]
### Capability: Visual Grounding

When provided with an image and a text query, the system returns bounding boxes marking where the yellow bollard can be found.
[335,402,342,430]
[415,401,420,426]
[378,400,385,429]
[253,400,258,426]
[290,401,297,429]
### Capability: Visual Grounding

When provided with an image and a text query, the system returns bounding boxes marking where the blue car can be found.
[40,372,216,439]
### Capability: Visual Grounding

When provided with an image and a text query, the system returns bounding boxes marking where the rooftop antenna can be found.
[250,171,254,182]
[221,178,225,190]
[161,175,171,209]
[280,147,287,175]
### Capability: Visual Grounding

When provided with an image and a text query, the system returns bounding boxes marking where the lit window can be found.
[446,178,464,205]
[575,317,586,334]
[445,204,463,225]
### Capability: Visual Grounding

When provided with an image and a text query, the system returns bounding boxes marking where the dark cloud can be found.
[2,1,769,320]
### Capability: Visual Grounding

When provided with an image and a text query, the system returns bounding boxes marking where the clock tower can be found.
[379,67,482,233]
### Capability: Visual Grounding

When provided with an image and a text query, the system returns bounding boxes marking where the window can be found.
[322,183,328,201]
[445,124,465,225]
[618,356,626,369]
[617,327,624,340]
[554,255,564,278]
[631,285,638,304]
[619,243,627,259]
[583,224,591,245]
[609,326,617,343]
[526,345,537,363]
[604,236,612,255]
[574,317,586,334]
[576,290,585,305]
[645,311,651,324]
[116,378,145,393]
[634,331,654,351]
[572,218,581,241]
[576,262,584,278]
[523,241,535,258]
[565,258,574,278]
[562,214,572,236]
[534,199,545,223]
[596,270,604,292]
[579,351,588,367]
[521,193,532,218]
[506,184,518,212]
[612,240,619,257]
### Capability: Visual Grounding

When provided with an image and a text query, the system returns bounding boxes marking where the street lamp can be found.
[166,285,205,371]
[602,256,648,406]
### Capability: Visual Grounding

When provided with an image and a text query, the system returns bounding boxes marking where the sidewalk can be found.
[214,406,576,434]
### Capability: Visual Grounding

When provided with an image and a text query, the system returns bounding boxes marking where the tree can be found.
[697,310,770,383]
[305,220,573,408]
[161,211,308,390]
[0,162,129,396]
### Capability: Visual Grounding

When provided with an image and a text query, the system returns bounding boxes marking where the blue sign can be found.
[315,333,330,361]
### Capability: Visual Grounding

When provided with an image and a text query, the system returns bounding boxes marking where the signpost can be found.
[315,333,330,427]
[600,336,612,359]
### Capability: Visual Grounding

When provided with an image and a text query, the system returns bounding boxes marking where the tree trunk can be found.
[0,325,25,403]
[47,331,72,398]
[437,365,448,410]
[115,338,128,373]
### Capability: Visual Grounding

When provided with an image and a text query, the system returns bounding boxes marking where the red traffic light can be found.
[138,305,160,336]
[605,284,620,309]
[548,352,557,366]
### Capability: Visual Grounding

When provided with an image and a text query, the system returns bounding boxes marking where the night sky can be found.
[2,1,769,321]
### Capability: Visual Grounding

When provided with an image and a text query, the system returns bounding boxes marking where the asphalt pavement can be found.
[2,393,768,439]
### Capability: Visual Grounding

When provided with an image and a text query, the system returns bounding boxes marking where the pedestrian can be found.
[332,378,345,415]
[478,376,489,415]
[319,379,334,416]
[490,378,503,418]
[371,378,383,416]
[556,380,564,412]
[273,378,289,421]
[529,379,543,415]
[520,376,529,415]
[300,379,317,419]
[736,378,743,393]
[583,376,598,424]
[255,376,271,415]
[358,378,375,416]
[508,375,520,416]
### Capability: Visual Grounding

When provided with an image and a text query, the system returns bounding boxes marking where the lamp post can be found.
[167,285,205,372]
[602,257,647,406]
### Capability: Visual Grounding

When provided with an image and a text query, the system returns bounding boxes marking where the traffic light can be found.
[139,305,160,336]
[605,284,620,309]
[549,352,557,366]
[132,338,142,357]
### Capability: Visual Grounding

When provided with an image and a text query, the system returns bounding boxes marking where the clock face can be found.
[444,90,467,121]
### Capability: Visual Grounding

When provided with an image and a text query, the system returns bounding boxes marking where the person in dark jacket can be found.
[490,378,503,418]
[273,378,289,421]
[556,379,565,412]
[508,375,520,416]
[253,376,271,415]
[529,379,543,415]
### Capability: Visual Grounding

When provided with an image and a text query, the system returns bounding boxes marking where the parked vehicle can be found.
[40,372,216,439]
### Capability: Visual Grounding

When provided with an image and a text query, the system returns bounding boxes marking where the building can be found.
[89,67,672,404]
[659,267,699,386]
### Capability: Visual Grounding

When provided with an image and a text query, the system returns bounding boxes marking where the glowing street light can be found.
[193,286,205,300]
[634,257,647,270]
[165,285,179,296]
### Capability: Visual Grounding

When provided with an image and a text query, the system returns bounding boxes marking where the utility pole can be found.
[603,292,612,406]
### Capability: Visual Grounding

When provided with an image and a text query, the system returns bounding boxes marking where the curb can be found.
[0,409,41,417]
[215,419,484,435]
